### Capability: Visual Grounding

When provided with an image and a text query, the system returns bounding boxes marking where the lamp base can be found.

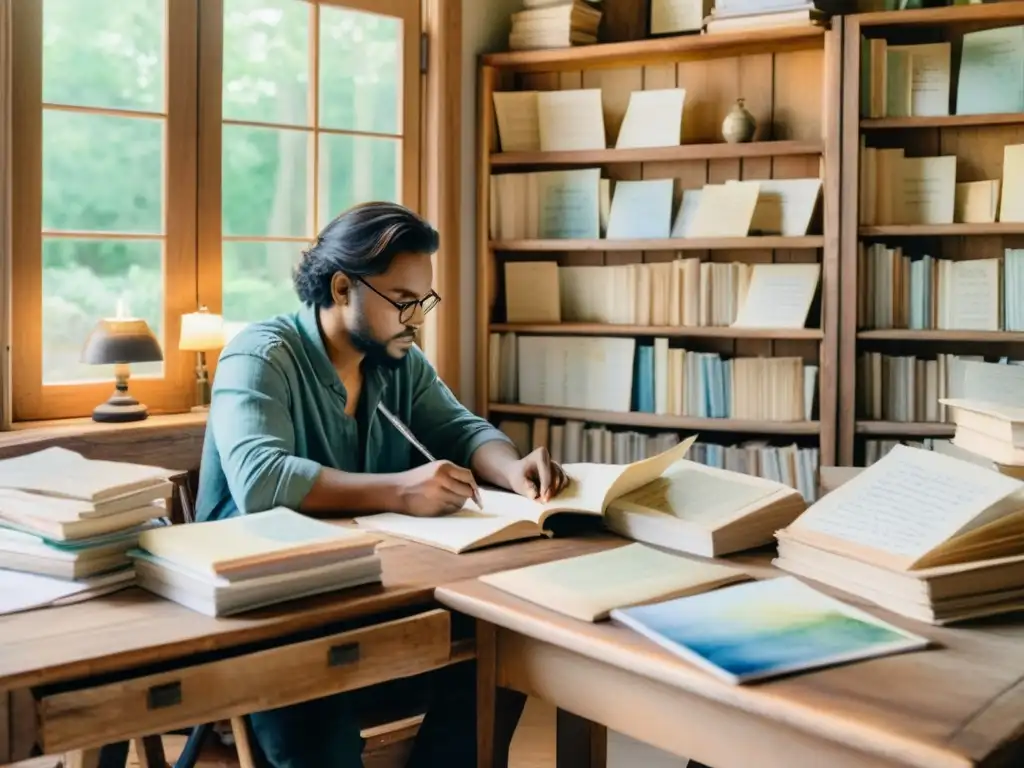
[92,394,150,423]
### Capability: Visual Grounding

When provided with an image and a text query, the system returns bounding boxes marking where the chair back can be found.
[169,469,200,524]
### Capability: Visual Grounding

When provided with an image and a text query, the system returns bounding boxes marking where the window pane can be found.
[42,0,165,112]
[319,7,401,135]
[223,0,311,126]
[43,238,164,384]
[318,134,399,228]
[43,111,164,234]
[223,124,312,238]
[222,240,301,325]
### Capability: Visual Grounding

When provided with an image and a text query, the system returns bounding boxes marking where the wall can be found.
[459,0,520,408]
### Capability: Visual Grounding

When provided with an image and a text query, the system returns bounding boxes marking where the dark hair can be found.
[293,201,440,306]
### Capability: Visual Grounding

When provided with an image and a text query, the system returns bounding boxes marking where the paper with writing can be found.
[732,263,820,329]
[792,445,1024,563]
[536,169,601,239]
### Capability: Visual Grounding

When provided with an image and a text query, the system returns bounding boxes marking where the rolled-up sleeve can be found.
[211,349,322,514]
[407,349,514,468]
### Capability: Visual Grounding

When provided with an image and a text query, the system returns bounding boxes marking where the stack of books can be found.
[941,398,1024,479]
[704,1,825,34]
[509,0,601,51]
[130,508,384,617]
[0,447,175,601]
[774,444,1024,624]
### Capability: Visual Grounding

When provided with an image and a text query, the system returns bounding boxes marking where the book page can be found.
[789,445,1024,568]
[606,179,674,239]
[688,182,759,238]
[908,43,951,117]
[650,0,705,34]
[607,461,780,528]
[1000,144,1024,222]
[955,180,999,224]
[354,509,541,554]
[480,542,745,622]
[897,156,956,225]
[0,447,175,502]
[615,89,686,149]
[670,189,702,237]
[950,259,1001,331]
[492,91,541,152]
[732,263,820,329]
[734,178,822,236]
[961,360,1024,407]
[536,169,601,239]
[956,26,1024,116]
[536,89,606,151]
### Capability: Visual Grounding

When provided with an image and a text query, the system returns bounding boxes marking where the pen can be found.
[376,402,484,510]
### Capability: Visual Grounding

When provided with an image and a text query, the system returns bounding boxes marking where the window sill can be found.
[0,412,208,469]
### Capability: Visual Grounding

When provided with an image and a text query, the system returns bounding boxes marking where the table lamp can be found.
[80,315,164,423]
[179,306,226,411]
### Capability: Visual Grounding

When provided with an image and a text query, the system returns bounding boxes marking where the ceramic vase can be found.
[722,98,757,144]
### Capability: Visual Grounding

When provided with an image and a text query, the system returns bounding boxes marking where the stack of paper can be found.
[942,399,1024,477]
[509,0,601,51]
[774,445,1024,624]
[0,447,175,582]
[704,0,825,34]
[130,508,384,616]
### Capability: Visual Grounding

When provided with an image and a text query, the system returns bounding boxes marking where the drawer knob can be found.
[328,642,360,667]
[147,682,182,710]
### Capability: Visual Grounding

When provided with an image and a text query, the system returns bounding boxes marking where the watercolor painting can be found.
[610,576,929,684]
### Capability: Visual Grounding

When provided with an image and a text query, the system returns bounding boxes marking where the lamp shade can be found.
[80,318,164,365]
[179,308,226,351]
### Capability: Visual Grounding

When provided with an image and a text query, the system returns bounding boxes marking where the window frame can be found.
[10,0,200,422]
[5,0,456,424]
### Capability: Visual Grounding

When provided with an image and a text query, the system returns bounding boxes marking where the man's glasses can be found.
[357,277,441,324]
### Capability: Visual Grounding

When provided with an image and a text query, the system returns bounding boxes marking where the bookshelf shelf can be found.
[841,3,1024,465]
[491,236,824,252]
[490,140,823,167]
[861,113,1024,130]
[857,330,1024,343]
[860,224,1024,237]
[489,403,821,436]
[477,18,841,479]
[490,323,824,340]
[855,421,955,437]
[480,24,826,72]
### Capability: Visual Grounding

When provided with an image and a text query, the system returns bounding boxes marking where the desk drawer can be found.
[37,608,452,753]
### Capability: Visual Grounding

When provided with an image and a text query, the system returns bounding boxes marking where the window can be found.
[10,0,424,421]
[199,0,420,340]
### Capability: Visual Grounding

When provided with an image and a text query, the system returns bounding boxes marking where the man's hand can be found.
[505,447,569,503]
[395,461,479,517]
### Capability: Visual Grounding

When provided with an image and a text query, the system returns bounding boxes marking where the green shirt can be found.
[196,303,511,522]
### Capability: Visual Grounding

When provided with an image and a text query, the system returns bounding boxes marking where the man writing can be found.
[196,201,568,767]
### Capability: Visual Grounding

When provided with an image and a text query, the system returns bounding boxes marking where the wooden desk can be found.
[0,533,614,761]
[438,556,1024,768]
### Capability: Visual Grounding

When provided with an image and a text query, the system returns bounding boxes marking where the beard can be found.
[348,311,414,371]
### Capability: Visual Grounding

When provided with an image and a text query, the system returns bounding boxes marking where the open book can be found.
[603,460,807,557]
[779,444,1024,572]
[480,543,747,622]
[354,436,697,553]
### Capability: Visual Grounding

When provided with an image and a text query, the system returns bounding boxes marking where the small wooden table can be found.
[0,533,614,763]
[438,551,1024,768]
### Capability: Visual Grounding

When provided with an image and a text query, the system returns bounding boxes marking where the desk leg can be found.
[476,620,526,768]
[556,709,606,768]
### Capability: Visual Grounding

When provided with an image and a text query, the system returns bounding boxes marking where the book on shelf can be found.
[704,2,826,35]
[489,168,822,241]
[497,418,820,501]
[611,576,928,685]
[775,444,1024,623]
[943,399,1024,471]
[508,0,601,51]
[502,259,821,329]
[955,26,1024,116]
[856,352,980,424]
[858,148,956,226]
[131,508,383,617]
[857,245,1024,331]
[615,88,687,149]
[860,40,951,119]
[479,542,747,621]
[355,437,698,554]
[490,332,818,423]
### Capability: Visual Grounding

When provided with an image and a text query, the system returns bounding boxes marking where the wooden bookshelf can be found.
[477,21,843,481]
[839,2,1024,466]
